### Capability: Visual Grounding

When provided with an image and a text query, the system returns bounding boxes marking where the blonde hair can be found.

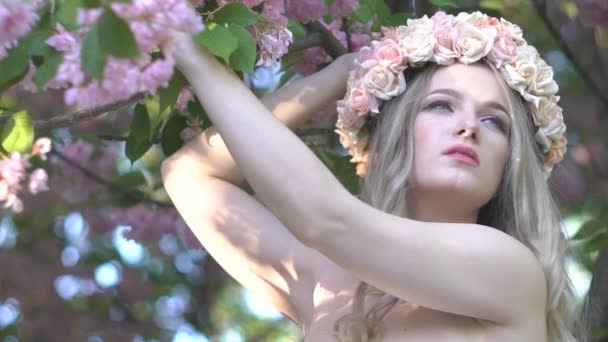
[333,60,592,342]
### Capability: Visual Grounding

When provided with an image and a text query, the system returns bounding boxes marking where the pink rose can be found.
[372,39,405,72]
[487,31,517,68]
[432,23,459,65]
[347,85,379,114]
[431,11,454,27]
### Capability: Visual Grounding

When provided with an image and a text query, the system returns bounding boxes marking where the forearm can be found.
[171,38,348,243]
[164,54,352,186]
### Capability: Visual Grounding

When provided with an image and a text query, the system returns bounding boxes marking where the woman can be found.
[161,10,588,342]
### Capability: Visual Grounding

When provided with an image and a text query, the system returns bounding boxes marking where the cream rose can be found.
[532,96,561,126]
[528,59,559,96]
[336,109,366,131]
[455,21,496,64]
[499,18,525,46]
[362,65,406,100]
[499,45,539,97]
[399,17,436,63]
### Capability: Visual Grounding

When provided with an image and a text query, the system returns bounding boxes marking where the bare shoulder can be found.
[312,193,548,326]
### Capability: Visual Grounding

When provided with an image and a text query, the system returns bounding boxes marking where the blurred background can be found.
[1,0,608,341]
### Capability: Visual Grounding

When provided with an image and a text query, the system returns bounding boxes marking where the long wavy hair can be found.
[333,60,592,342]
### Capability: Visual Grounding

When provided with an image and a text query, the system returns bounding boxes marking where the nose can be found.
[456,116,479,142]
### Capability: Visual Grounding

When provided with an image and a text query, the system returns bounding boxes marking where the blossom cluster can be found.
[0,138,51,212]
[0,0,41,59]
[6,0,204,109]
[108,204,198,248]
[335,11,567,178]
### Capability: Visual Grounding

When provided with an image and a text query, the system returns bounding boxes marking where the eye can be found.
[425,100,452,112]
[481,115,509,134]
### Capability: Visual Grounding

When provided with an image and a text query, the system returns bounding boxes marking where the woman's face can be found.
[411,63,511,208]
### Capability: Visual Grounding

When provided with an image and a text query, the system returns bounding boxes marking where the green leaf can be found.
[187,97,211,129]
[584,232,608,253]
[214,3,258,26]
[0,43,30,94]
[125,104,152,164]
[97,9,140,58]
[430,0,458,8]
[571,219,606,241]
[351,2,373,22]
[57,0,81,30]
[145,95,172,140]
[33,49,63,90]
[193,23,238,64]
[287,19,306,40]
[160,114,189,157]
[81,0,102,8]
[81,25,107,80]
[113,170,148,187]
[227,24,257,74]
[158,71,186,113]
[1,110,34,153]
[383,12,412,26]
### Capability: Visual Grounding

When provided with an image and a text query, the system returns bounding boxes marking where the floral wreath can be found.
[335,11,567,179]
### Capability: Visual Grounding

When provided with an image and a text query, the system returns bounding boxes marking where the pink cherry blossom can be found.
[284,0,327,23]
[256,25,293,67]
[330,0,359,18]
[262,0,288,25]
[28,168,48,194]
[0,0,40,60]
[32,137,52,160]
[175,86,194,110]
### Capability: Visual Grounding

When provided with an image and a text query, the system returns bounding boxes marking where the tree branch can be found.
[303,21,348,58]
[50,148,172,208]
[33,92,145,132]
[531,0,608,112]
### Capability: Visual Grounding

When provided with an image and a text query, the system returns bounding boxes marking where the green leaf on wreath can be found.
[97,9,140,58]
[214,3,258,27]
[1,110,34,153]
[194,23,238,65]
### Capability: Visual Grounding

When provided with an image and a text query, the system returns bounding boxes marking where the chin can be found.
[415,171,494,202]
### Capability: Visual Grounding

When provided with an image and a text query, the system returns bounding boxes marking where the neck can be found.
[405,191,479,224]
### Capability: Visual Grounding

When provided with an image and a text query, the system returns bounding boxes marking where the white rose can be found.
[532,96,561,126]
[399,16,436,63]
[362,65,406,100]
[455,21,496,64]
[499,45,539,97]
[336,105,366,130]
[499,18,525,46]
[529,59,559,97]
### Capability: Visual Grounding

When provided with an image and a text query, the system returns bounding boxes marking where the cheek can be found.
[413,117,436,157]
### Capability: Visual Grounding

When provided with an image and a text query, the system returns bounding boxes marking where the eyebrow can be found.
[425,88,510,116]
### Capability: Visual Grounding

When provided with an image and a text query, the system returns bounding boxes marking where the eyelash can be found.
[424,100,509,134]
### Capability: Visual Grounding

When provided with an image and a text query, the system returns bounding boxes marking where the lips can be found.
[443,144,479,166]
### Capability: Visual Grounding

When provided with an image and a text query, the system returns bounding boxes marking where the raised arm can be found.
[161,47,353,328]
[163,53,354,186]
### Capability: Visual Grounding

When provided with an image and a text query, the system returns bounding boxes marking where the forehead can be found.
[427,63,509,107]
